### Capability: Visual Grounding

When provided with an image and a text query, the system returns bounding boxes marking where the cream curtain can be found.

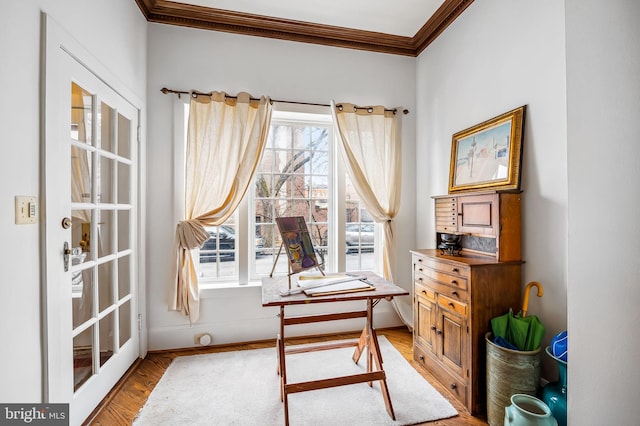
[331,101,411,327]
[171,92,272,322]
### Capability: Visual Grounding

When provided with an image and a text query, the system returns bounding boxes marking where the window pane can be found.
[99,311,115,367]
[97,209,114,256]
[252,121,332,278]
[118,255,131,300]
[71,82,92,145]
[199,222,238,280]
[117,112,131,159]
[71,146,92,204]
[72,209,93,262]
[72,265,93,328]
[118,162,131,204]
[73,327,94,391]
[100,102,114,153]
[98,156,114,204]
[345,174,376,272]
[119,300,132,348]
[98,261,114,312]
[118,209,130,251]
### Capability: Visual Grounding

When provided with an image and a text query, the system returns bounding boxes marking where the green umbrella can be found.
[491,282,546,351]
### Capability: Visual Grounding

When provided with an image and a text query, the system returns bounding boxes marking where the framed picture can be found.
[448,106,526,193]
[275,216,319,274]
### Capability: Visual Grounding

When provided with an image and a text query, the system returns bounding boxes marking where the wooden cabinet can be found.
[433,191,521,261]
[413,190,523,415]
[412,250,522,414]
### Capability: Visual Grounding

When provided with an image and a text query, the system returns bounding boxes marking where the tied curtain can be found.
[171,92,272,323]
[331,101,411,327]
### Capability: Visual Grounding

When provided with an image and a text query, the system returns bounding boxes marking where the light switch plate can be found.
[15,196,37,224]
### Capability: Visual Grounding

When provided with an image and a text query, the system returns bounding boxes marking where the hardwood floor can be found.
[86,327,487,425]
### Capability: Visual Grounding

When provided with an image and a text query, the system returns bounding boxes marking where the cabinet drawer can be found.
[415,265,468,291]
[414,281,436,303]
[414,255,469,278]
[415,273,468,303]
[435,198,458,232]
[438,294,468,317]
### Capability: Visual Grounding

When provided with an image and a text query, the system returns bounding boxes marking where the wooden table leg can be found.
[369,328,395,420]
[278,306,290,426]
[352,328,367,364]
[350,299,396,420]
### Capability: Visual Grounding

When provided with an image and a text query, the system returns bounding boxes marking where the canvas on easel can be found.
[274,216,320,275]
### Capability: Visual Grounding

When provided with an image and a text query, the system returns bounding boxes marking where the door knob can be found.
[61,217,72,229]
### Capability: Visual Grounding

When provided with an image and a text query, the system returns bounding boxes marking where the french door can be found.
[43,17,140,425]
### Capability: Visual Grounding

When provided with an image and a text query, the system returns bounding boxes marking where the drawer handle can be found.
[436,329,443,335]
[452,268,459,273]
[451,280,458,285]
[430,326,436,331]
[419,355,425,361]
[452,290,459,297]
[450,383,457,390]
[418,258,423,263]
[448,302,455,308]
[418,277,423,282]
[421,290,427,295]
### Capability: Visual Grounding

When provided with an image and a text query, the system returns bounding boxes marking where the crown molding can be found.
[134,0,473,57]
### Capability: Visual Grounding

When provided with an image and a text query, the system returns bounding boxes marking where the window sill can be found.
[199,280,263,299]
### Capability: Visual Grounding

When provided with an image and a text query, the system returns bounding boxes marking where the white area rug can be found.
[134,336,457,425]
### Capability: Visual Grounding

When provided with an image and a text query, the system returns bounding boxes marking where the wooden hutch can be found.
[411,190,523,415]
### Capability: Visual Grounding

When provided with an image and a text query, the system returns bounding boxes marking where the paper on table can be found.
[296,274,362,289]
[278,274,372,296]
[303,279,374,297]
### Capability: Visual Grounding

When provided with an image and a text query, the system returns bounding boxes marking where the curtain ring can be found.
[367,107,373,113]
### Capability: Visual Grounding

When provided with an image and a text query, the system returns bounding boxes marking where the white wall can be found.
[146,24,417,349]
[415,0,568,380]
[565,1,640,424]
[0,0,146,403]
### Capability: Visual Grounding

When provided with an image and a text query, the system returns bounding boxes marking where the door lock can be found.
[63,242,71,272]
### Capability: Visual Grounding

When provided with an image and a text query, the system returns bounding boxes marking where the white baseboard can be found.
[147,304,404,351]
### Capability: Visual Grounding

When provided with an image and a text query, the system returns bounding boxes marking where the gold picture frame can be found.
[448,106,526,193]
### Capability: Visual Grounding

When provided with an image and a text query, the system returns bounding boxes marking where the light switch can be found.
[15,196,37,224]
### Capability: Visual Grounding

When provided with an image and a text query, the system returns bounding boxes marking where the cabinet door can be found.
[458,193,498,236]
[438,307,467,378]
[414,293,437,355]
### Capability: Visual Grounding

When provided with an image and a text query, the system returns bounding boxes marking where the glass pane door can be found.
[70,82,134,391]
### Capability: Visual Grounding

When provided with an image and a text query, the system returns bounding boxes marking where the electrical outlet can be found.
[194,333,213,345]
[15,196,37,224]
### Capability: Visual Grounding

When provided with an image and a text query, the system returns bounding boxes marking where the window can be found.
[178,103,381,286]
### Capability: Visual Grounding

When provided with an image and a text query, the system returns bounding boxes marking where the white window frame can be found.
[173,100,382,288]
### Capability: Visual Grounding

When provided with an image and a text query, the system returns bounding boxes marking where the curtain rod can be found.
[160,87,409,115]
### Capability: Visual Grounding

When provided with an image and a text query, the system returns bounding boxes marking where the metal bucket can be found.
[486,332,541,426]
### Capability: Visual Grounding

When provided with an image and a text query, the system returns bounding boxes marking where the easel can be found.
[269,240,325,289]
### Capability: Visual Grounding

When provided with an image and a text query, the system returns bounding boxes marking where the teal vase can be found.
[504,394,557,426]
[542,347,567,426]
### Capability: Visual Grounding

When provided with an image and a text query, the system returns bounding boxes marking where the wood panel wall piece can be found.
[134,0,474,56]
